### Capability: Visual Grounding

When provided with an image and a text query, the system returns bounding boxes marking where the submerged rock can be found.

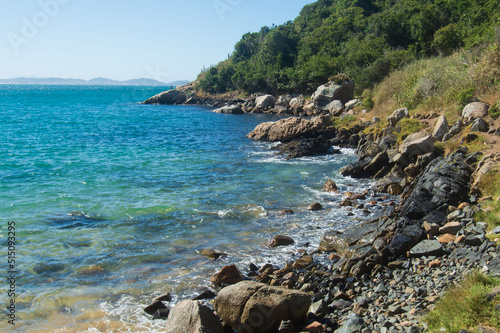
[266,235,295,247]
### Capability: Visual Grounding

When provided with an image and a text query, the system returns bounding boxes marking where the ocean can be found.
[0,85,373,332]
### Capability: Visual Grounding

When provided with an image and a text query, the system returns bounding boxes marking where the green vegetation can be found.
[475,169,500,230]
[424,272,500,332]
[490,101,500,119]
[197,0,500,96]
[396,118,426,142]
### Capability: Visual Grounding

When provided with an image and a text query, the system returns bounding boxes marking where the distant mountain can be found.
[0,77,189,87]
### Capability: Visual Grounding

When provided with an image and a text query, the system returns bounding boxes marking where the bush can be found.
[490,101,500,119]
[455,87,476,107]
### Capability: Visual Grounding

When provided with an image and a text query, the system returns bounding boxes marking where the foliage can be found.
[490,101,500,119]
[396,118,426,142]
[425,271,500,332]
[197,0,500,95]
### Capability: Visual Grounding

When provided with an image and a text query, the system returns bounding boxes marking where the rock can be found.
[193,290,217,301]
[200,249,228,260]
[416,152,435,170]
[423,221,440,236]
[439,222,462,235]
[143,89,187,105]
[336,315,366,333]
[214,281,311,333]
[266,235,295,247]
[279,320,295,333]
[166,300,223,333]
[210,265,244,287]
[272,137,333,159]
[462,102,489,119]
[308,202,323,211]
[144,300,169,316]
[154,292,172,302]
[345,99,359,110]
[404,164,420,178]
[308,299,327,317]
[470,118,489,132]
[323,179,339,193]
[255,95,277,109]
[357,142,382,159]
[312,81,355,109]
[290,96,305,109]
[449,119,463,135]
[399,135,435,158]
[213,105,244,114]
[327,100,345,116]
[433,116,449,140]
[247,116,332,142]
[408,240,444,258]
[387,107,409,126]
[464,235,483,246]
[438,233,456,243]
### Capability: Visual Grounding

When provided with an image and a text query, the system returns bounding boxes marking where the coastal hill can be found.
[0,77,190,87]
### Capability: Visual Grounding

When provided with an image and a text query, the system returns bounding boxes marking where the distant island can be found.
[0,77,190,87]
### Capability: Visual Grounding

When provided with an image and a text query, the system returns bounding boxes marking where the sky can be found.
[0,0,315,83]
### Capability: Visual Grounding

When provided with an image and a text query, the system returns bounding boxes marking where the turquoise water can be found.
[0,85,371,332]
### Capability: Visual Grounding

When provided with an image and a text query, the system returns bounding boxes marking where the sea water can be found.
[0,85,373,332]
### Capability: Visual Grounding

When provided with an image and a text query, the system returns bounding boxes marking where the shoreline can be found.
[140,85,500,332]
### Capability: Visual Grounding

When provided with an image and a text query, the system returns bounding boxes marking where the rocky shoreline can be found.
[141,82,500,333]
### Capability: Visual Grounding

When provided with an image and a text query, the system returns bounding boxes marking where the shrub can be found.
[489,101,500,119]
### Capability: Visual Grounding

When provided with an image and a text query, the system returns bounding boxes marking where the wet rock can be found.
[210,265,244,287]
[462,102,489,119]
[213,105,244,114]
[166,300,223,333]
[201,249,228,260]
[324,179,339,193]
[433,116,449,141]
[266,235,295,247]
[144,300,169,316]
[154,292,172,302]
[273,137,333,159]
[214,281,311,333]
[308,202,323,211]
[388,107,409,127]
[193,290,217,301]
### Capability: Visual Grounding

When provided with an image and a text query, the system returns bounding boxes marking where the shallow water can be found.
[0,85,375,332]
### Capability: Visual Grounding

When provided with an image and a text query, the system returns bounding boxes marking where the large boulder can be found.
[166,300,223,333]
[462,102,489,119]
[213,105,244,114]
[432,116,449,141]
[143,89,187,105]
[470,118,489,132]
[390,149,474,257]
[312,81,355,110]
[214,281,311,333]
[327,100,345,116]
[255,95,277,109]
[399,135,435,158]
[387,107,409,126]
[210,265,244,287]
[247,116,332,142]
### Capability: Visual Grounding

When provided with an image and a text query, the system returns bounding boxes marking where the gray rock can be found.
[399,135,435,158]
[462,102,489,119]
[448,119,462,135]
[387,107,409,127]
[143,89,187,105]
[312,81,355,110]
[493,227,500,234]
[255,95,276,109]
[408,240,444,258]
[213,105,244,114]
[345,99,359,110]
[433,116,449,141]
[247,116,332,142]
[336,315,366,333]
[327,100,345,116]
[309,299,328,317]
[166,300,223,333]
[470,118,489,132]
[464,235,483,246]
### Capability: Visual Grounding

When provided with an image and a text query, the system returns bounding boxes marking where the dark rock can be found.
[308,202,323,211]
[408,240,444,258]
[470,118,489,132]
[390,218,425,257]
[144,300,168,316]
[404,164,419,178]
[324,179,339,192]
[464,235,483,246]
[273,137,332,159]
[278,320,295,333]
[154,292,172,302]
[193,290,217,301]
[266,235,295,247]
[153,307,170,320]
[336,315,366,333]
[210,265,244,287]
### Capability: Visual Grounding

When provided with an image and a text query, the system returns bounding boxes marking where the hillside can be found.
[196,0,499,96]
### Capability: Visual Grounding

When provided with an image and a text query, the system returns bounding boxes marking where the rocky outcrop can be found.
[166,300,223,333]
[213,105,244,114]
[247,116,332,142]
[398,135,435,158]
[214,281,311,333]
[312,81,355,110]
[462,102,489,119]
[143,89,187,105]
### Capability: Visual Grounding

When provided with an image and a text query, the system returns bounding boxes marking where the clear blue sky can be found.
[0,0,315,83]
